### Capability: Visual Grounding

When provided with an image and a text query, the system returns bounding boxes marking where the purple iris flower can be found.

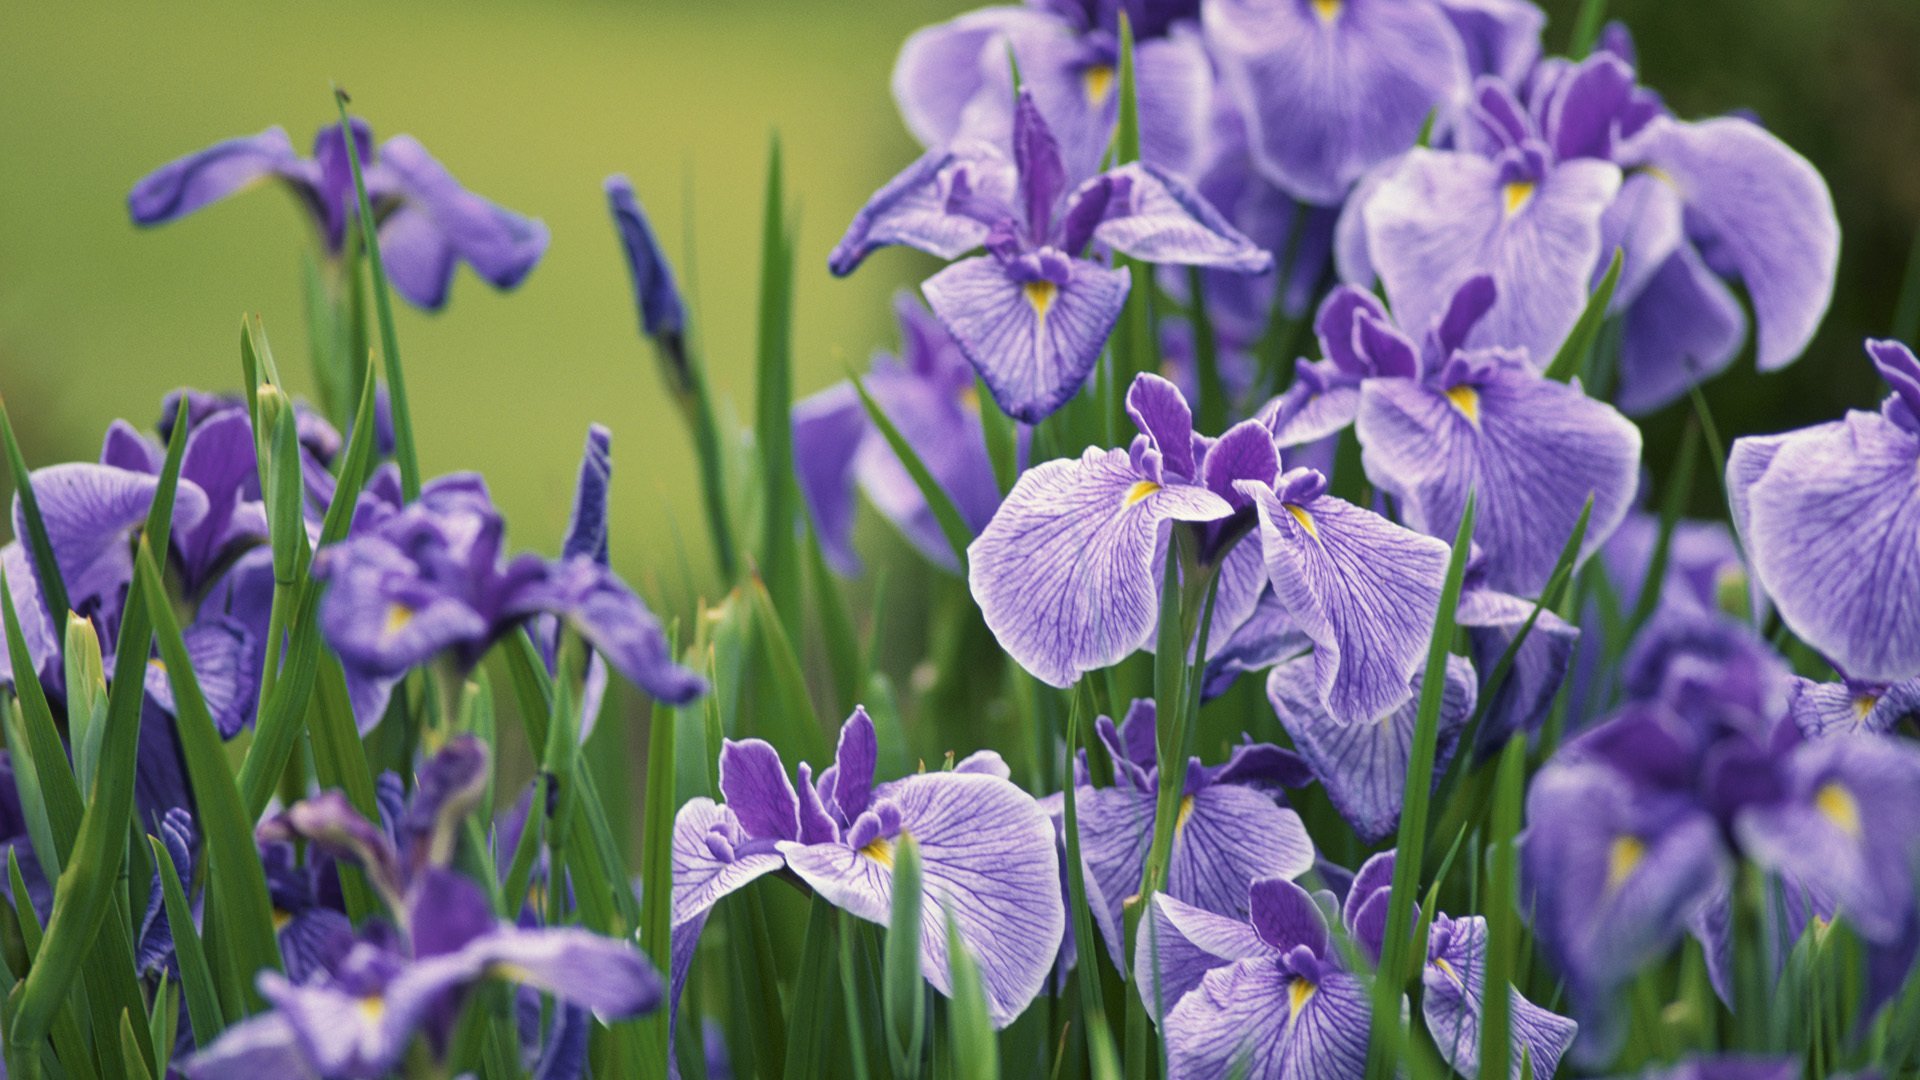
[671,708,1062,1029]
[830,90,1271,422]
[1787,673,1920,739]
[1203,0,1545,206]
[1731,339,1920,685]
[972,372,1451,725]
[185,738,660,1080]
[792,294,1017,574]
[1338,42,1838,413]
[129,119,548,310]
[1422,910,1578,1080]
[1274,276,1641,597]
[312,429,703,731]
[1062,699,1313,968]
[892,1,1214,184]
[1456,547,1581,747]
[1265,654,1477,843]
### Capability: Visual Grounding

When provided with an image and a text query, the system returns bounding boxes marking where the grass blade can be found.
[0,396,71,622]
[849,372,974,574]
[1478,736,1528,1080]
[1568,0,1610,56]
[943,906,999,1080]
[976,374,1019,496]
[1367,490,1477,1080]
[1543,248,1623,383]
[1186,267,1229,434]
[753,136,800,633]
[884,834,927,1078]
[782,896,841,1080]
[149,835,224,1046]
[745,575,829,761]
[639,689,679,1072]
[1061,683,1108,1025]
[1,574,82,874]
[1626,419,1701,641]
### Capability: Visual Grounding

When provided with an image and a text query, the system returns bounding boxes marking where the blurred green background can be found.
[2,0,1917,603]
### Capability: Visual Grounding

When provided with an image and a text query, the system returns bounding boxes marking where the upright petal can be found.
[604,176,686,339]
[968,447,1232,686]
[1356,362,1642,595]
[1438,0,1545,83]
[890,8,1064,149]
[1739,412,1920,682]
[1265,654,1476,843]
[717,741,801,843]
[1363,149,1622,364]
[1624,116,1840,372]
[128,128,304,226]
[512,557,707,705]
[1205,0,1470,205]
[1242,478,1452,725]
[924,254,1131,422]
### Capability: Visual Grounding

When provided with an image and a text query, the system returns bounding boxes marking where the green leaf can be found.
[1543,248,1623,382]
[1367,490,1476,1080]
[745,575,828,762]
[1478,736,1527,1080]
[119,1012,154,1080]
[639,689,679,1073]
[308,656,384,923]
[782,896,841,1080]
[333,90,420,499]
[149,835,224,1046]
[753,136,800,635]
[1060,683,1108,1031]
[1416,107,1439,149]
[849,372,974,575]
[1,573,81,876]
[884,833,927,1078]
[1112,12,1141,167]
[136,542,284,1009]
[0,395,70,621]
[1568,0,1610,56]
[943,907,999,1080]
[975,375,1019,496]
[806,530,863,717]
[1186,266,1229,434]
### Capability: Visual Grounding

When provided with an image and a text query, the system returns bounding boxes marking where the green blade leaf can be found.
[1478,736,1528,1080]
[149,835,224,1046]
[1,573,82,875]
[639,688,679,1072]
[975,374,1019,496]
[0,396,71,622]
[943,906,999,1080]
[848,371,974,575]
[1543,248,1623,383]
[745,575,828,762]
[883,833,927,1078]
[1626,419,1701,641]
[333,90,420,499]
[1060,683,1108,1029]
[1568,0,1610,56]
[782,895,841,1080]
[753,136,800,634]
[1186,266,1229,434]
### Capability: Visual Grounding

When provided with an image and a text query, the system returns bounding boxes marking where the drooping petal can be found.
[1133,892,1271,1021]
[128,127,305,226]
[781,771,1063,1028]
[1457,586,1580,745]
[829,147,1017,276]
[508,557,707,705]
[1615,243,1748,415]
[436,927,665,1018]
[924,254,1131,422]
[1624,115,1839,372]
[792,383,870,575]
[1242,478,1452,725]
[20,462,210,619]
[604,176,687,340]
[1595,169,1685,314]
[313,537,491,678]
[375,135,549,310]
[1065,163,1273,273]
[1074,780,1155,966]
[1266,654,1476,844]
[178,1012,317,1080]
[1361,149,1623,364]
[1356,362,1642,595]
[1204,0,1470,205]
[968,447,1232,686]
[1737,411,1920,682]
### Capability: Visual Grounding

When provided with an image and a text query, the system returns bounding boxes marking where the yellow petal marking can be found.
[1311,0,1342,22]
[1175,794,1196,836]
[1125,480,1162,506]
[1853,694,1880,723]
[1289,978,1317,1019]
[1082,63,1116,105]
[1606,835,1645,891]
[1503,180,1536,216]
[385,602,414,636]
[1816,782,1862,838]
[1283,503,1318,539]
[1434,956,1463,988]
[861,837,895,869]
[1445,384,1481,423]
[357,994,386,1022]
[1024,279,1059,321]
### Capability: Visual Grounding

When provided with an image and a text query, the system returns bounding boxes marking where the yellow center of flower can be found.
[1606,835,1645,891]
[1125,480,1161,506]
[1853,694,1880,723]
[1024,279,1058,321]
[959,384,981,414]
[273,907,294,932]
[1284,503,1318,539]
[1503,180,1536,216]
[148,657,166,675]
[384,602,414,636]
[1445,384,1481,423]
[357,994,386,1022]
[1289,978,1317,1019]
[861,837,895,869]
[1816,782,1862,838]
[1434,956,1463,987]
[1175,794,1196,835]
[1311,0,1342,23]
[1082,63,1116,105]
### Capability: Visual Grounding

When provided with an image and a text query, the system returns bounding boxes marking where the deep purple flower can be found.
[892,1,1213,184]
[671,708,1062,1028]
[313,435,703,730]
[792,294,1016,574]
[831,91,1270,422]
[1065,699,1313,967]
[129,120,548,310]
[1730,340,1920,683]
[1266,654,1476,843]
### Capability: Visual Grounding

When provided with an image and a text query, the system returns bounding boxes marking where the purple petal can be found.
[1266,654,1477,844]
[781,771,1063,1028]
[1624,115,1839,371]
[1615,243,1747,415]
[1202,590,1312,701]
[968,447,1232,687]
[792,382,869,575]
[128,127,304,226]
[604,176,686,339]
[1168,785,1315,919]
[1075,781,1157,966]
[1204,0,1469,205]
[717,741,801,843]
[20,462,209,619]
[671,798,784,928]
[1314,286,1392,377]
[1439,0,1546,83]
[445,927,664,1017]
[514,558,707,704]
[851,357,1005,571]
[1163,957,1371,1080]
[1423,914,1578,1080]
[1362,149,1622,365]
[924,254,1130,423]
[833,707,879,822]
[830,147,1016,276]
[1248,876,1329,957]
[1070,163,1273,273]
[1355,361,1642,595]
[1737,411,1920,682]
[1457,587,1580,744]
[1126,373,1198,480]
[1134,892,1271,1022]
[1013,90,1069,241]
[1595,161,1685,313]
[890,8,1062,150]
[563,425,612,565]
[1242,478,1452,725]
[375,135,548,308]
[178,1012,314,1080]
[1787,676,1920,739]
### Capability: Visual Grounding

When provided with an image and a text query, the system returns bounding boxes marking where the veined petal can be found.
[1596,169,1685,313]
[128,127,304,226]
[1787,676,1920,739]
[1168,786,1315,918]
[1422,915,1578,1080]
[1615,244,1747,415]
[1741,412,1920,682]
[924,254,1130,423]
[20,462,210,618]
[968,447,1232,687]
[1070,163,1273,273]
[1364,149,1622,364]
[1457,587,1579,745]
[1134,892,1272,1022]
[1624,115,1839,372]
[890,7,1065,149]
[782,771,1063,1028]
[717,740,801,842]
[1242,480,1452,725]
[830,147,1016,276]
[1355,364,1641,595]
[1439,0,1546,83]
[1204,0,1469,205]
[1266,654,1476,844]
[1164,958,1371,1080]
